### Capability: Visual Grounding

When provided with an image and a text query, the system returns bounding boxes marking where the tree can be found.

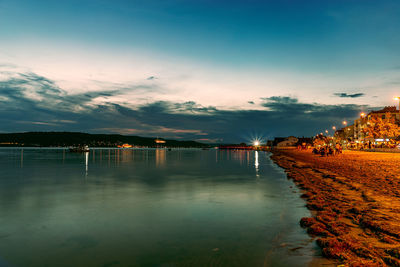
[362,112,400,142]
[313,135,327,147]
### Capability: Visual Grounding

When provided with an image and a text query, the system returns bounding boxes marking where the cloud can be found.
[333,92,365,98]
[262,96,299,104]
[0,70,380,143]
[147,76,157,80]
[260,96,370,118]
[16,121,59,126]
[96,126,207,136]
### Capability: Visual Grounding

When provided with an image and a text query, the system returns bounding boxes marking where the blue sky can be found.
[0,0,400,142]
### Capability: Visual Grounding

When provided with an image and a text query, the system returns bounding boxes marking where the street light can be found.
[394,97,400,110]
[360,112,366,118]
[394,97,400,120]
[342,121,347,126]
[332,126,336,130]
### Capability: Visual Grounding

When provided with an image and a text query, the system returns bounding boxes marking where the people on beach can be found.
[297,142,309,150]
[327,147,334,156]
[311,144,342,157]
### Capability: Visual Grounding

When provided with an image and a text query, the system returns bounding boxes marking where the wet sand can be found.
[272,149,400,266]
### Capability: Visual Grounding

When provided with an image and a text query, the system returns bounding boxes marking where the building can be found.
[333,125,355,146]
[296,137,313,146]
[353,106,400,142]
[343,125,354,141]
[353,117,367,142]
[275,136,298,147]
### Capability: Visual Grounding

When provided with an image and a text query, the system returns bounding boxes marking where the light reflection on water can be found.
[255,151,260,178]
[85,152,89,176]
[0,148,319,267]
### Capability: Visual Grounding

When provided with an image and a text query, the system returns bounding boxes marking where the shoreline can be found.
[271,149,400,266]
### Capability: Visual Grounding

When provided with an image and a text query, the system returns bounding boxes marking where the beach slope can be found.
[272,149,400,266]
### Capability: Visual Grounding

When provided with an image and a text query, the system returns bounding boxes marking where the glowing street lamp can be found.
[394,97,400,106]
[394,97,400,116]
[253,140,260,146]
[360,112,366,118]
[332,126,336,131]
[342,121,347,126]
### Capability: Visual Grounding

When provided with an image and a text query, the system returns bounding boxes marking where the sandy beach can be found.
[272,149,400,266]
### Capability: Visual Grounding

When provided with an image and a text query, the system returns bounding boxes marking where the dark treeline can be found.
[0,132,208,148]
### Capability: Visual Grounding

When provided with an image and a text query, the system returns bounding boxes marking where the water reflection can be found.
[156,149,166,167]
[254,151,259,178]
[0,148,315,267]
[85,152,89,176]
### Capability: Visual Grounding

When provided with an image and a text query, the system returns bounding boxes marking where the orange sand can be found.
[272,149,400,266]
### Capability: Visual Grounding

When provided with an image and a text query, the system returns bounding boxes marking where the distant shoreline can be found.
[0,131,209,148]
[271,149,400,266]
[0,146,207,149]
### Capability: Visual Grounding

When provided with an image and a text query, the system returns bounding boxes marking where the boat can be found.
[69,145,90,152]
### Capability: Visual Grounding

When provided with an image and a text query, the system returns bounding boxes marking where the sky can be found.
[1,0,400,143]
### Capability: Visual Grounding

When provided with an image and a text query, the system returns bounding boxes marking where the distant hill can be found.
[0,132,208,148]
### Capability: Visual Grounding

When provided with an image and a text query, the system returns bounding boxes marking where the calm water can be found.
[0,148,320,267]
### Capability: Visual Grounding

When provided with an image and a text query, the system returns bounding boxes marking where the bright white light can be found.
[254,141,260,146]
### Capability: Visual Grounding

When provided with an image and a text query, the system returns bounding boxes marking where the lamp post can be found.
[394,97,400,123]
[394,97,400,111]
[332,126,336,143]
[340,121,347,148]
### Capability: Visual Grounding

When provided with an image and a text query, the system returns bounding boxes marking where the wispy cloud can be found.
[16,121,59,126]
[333,93,365,98]
[96,126,207,136]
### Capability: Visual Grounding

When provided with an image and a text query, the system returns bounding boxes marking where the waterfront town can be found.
[267,105,400,152]
[220,105,400,153]
[331,106,400,150]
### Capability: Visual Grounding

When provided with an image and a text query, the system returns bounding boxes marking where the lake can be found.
[0,148,322,267]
